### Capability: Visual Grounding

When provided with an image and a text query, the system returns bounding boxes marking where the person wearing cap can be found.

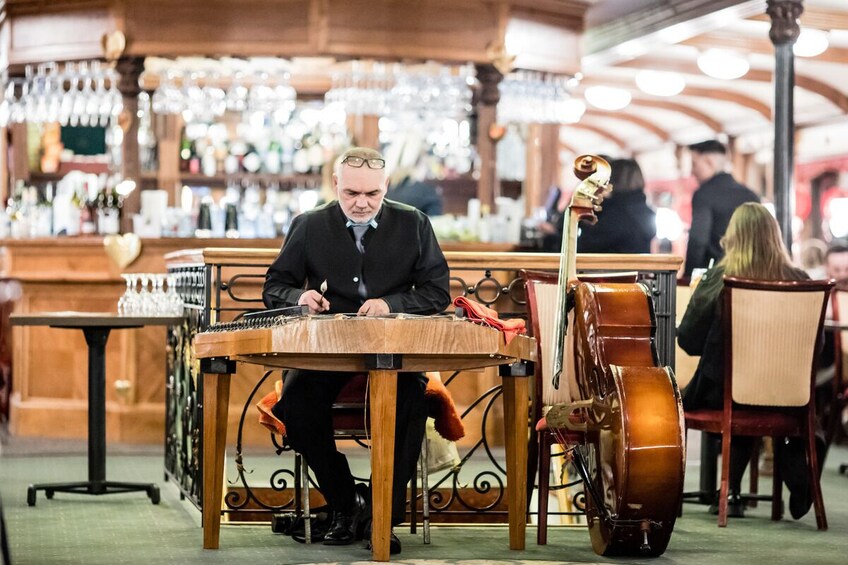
[684,140,759,277]
[263,147,451,554]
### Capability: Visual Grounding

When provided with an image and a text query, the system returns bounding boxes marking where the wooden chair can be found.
[260,371,463,544]
[830,289,847,444]
[521,269,637,545]
[684,276,834,529]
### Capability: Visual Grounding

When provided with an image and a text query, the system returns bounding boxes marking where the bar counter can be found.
[1,236,520,442]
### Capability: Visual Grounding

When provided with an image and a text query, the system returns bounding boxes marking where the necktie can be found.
[351,224,368,254]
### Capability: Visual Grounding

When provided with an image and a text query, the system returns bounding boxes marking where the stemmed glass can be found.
[118,274,138,316]
[138,273,152,315]
[165,274,184,316]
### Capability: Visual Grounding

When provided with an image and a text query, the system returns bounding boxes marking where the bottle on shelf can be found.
[179,136,193,173]
[96,182,121,235]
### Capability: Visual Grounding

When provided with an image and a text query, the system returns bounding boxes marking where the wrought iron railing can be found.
[164,248,680,525]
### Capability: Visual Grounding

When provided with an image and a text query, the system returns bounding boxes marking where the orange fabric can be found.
[256,379,286,436]
[453,295,526,344]
[256,372,465,441]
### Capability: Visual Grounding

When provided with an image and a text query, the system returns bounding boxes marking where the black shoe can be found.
[323,491,366,545]
[364,526,401,555]
[709,491,745,518]
[780,438,815,520]
[289,510,332,544]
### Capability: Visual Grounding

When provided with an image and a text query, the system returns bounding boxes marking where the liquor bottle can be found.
[78,180,97,235]
[96,184,121,235]
[179,135,193,173]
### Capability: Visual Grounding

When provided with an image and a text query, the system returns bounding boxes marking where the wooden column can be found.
[116,56,145,233]
[346,114,380,150]
[524,123,560,217]
[767,0,803,251]
[154,112,182,202]
[475,64,503,209]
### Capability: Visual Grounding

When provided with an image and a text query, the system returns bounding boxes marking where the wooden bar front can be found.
[2,237,531,442]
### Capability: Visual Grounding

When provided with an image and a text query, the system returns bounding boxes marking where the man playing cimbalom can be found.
[684,140,760,277]
[263,147,451,555]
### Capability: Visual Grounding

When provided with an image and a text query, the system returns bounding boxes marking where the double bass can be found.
[545,155,685,557]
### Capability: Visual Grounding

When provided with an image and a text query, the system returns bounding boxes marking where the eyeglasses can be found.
[341,155,386,169]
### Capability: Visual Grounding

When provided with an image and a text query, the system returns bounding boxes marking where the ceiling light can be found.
[635,70,686,97]
[794,28,829,58]
[584,86,631,111]
[697,49,749,80]
[559,98,586,123]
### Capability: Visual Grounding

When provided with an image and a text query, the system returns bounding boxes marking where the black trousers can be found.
[273,369,428,525]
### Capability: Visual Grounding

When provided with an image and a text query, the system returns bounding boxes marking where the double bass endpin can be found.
[639,520,652,554]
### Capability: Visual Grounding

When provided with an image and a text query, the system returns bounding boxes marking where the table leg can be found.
[502,376,528,550]
[369,369,397,562]
[202,371,231,550]
[83,327,111,489]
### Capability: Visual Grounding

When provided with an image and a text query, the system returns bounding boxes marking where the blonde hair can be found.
[719,202,801,280]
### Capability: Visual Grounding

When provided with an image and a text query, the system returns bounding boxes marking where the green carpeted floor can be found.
[1,434,847,565]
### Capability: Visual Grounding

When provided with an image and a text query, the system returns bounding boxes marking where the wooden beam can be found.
[681,31,848,65]
[617,55,848,113]
[562,122,628,149]
[584,109,671,142]
[581,75,755,126]
[751,7,848,31]
[627,98,723,133]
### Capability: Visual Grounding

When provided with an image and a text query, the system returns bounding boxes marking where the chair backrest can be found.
[520,269,640,407]
[724,277,834,407]
[521,270,574,406]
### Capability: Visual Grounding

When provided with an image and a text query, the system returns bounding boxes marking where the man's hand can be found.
[358,298,390,317]
[298,289,329,314]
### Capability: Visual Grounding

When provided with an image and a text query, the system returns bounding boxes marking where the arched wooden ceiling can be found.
[563,122,627,149]
[580,75,768,125]
[569,0,848,155]
[616,56,848,113]
[583,109,671,142]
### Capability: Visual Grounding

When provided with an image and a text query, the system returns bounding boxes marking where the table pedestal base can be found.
[27,480,160,506]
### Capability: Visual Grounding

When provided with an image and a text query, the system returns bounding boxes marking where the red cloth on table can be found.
[452,295,526,344]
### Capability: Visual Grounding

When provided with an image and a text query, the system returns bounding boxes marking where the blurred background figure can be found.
[576,158,656,254]
[684,140,759,277]
[800,238,829,279]
[825,241,848,288]
[538,184,567,253]
[386,164,444,217]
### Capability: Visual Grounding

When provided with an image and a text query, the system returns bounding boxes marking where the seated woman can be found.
[679,202,817,519]
[576,158,656,254]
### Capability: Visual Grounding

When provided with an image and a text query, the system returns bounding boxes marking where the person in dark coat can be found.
[684,140,760,276]
[263,147,451,554]
[386,167,444,217]
[679,202,816,520]
[576,158,656,253]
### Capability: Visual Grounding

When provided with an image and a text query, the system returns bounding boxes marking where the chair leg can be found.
[772,439,783,521]
[409,462,418,534]
[718,432,732,527]
[806,427,828,530]
[537,431,551,545]
[748,438,760,508]
[421,436,431,544]
[300,454,312,544]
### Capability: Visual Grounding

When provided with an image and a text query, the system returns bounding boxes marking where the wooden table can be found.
[193,315,536,561]
[11,312,182,505]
